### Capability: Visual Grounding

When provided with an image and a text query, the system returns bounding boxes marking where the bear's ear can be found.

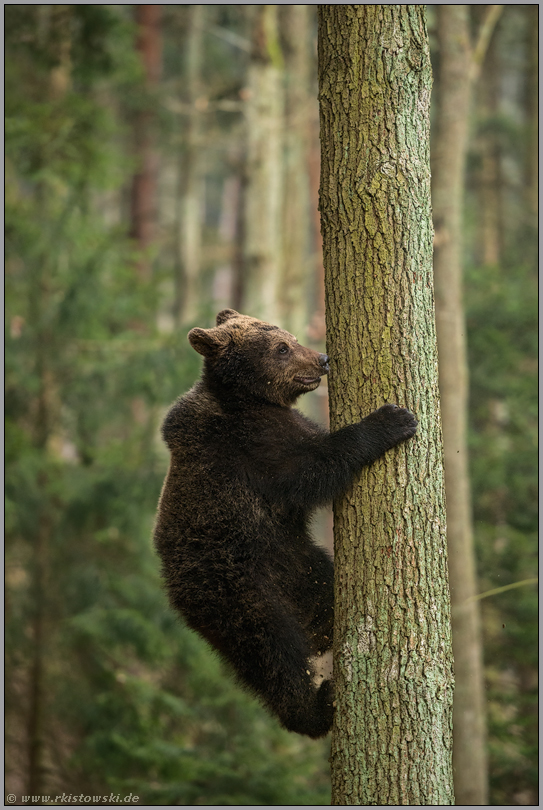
[216,309,239,325]
[188,327,225,358]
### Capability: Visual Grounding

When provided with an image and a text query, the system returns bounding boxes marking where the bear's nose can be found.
[319,354,330,372]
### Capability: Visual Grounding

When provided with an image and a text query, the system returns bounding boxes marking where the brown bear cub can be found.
[154,309,417,738]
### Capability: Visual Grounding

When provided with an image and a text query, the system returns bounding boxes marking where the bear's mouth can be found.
[294,376,321,387]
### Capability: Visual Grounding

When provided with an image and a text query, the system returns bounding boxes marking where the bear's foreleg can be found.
[253,404,417,509]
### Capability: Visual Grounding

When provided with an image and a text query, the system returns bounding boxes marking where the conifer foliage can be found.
[5,6,330,805]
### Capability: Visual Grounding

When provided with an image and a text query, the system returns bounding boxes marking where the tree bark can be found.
[526,4,538,222]
[231,164,247,314]
[174,3,204,327]
[432,6,502,804]
[25,23,73,794]
[318,6,454,805]
[279,4,312,337]
[476,33,501,267]
[26,502,50,804]
[129,4,161,282]
[242,5,284,322]
[308,99,326,347]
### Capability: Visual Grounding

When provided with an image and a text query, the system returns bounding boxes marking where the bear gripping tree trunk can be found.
[318,6,454,805]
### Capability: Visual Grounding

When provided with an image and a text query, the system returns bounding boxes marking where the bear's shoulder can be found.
[162,377,324,464]
[161,382,223,450]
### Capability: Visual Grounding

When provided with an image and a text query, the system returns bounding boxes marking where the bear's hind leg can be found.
[292,548,334,657]
[206,600,334,739]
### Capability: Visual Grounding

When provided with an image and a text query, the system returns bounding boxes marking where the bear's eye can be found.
[277,343,289,355]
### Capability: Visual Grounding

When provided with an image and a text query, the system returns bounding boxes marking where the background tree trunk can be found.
[174,3,204,327]
[26,15,71,795]
[476,33,502,267]
[318,6,454,805]
[432,6,502,804]
[26,500,50,805]
[526,4,538,222]
[231,164,247,314]
[129,4,161,282]
[242,5,284,322]
[279,4,312,336]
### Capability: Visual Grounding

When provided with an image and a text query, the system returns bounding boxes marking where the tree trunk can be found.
[308,78,333,557]
[476,34,501,267]
[318,6,454,805]
[129,4,161,282]
[25,219,60,803]
[26,501,50,804]
[432,6,501,804]
[25,23,73,794]
[231,164,247,314]
[279,4,312,336]
[526,4,538,222]
[308,97,326,347]
[174,3,204,327]
[242,5,284,322]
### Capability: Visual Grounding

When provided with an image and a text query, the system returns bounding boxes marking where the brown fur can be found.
[154,309,417,737]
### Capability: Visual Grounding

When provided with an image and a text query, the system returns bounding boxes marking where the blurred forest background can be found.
[5,5,537,806]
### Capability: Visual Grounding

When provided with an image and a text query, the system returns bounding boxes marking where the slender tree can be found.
[526,4,538,223]
[242,5,284,321]
[475,33,502,267]
[279,4,312,336]
[174,3,205,326]
[318,6,454,805]
[432,6,502,804]
[129,4,162,281]
[25,9,74,799]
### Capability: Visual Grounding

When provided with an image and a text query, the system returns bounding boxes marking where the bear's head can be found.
[188,310,329,407]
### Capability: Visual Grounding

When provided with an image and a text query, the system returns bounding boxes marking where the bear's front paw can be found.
[368,403,418,444]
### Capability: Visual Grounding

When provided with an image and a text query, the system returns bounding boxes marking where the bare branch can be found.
[470,4,504,83]
[467,578,538,603]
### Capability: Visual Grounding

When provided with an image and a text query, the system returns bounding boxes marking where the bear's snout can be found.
[319,354,329,374]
